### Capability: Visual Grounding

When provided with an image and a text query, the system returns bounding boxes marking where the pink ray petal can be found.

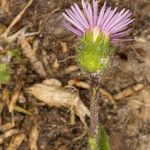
[64,22,82,37]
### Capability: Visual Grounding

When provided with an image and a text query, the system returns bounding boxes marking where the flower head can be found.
[63,0,133,41]
[62,0,133,73]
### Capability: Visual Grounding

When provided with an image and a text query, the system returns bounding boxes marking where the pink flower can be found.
[62,0,134,42]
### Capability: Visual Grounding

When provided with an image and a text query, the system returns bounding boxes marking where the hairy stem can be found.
[88,74,100,150]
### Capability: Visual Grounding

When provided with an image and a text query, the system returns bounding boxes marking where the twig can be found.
[1,0,33,38]
[58,55,77,63]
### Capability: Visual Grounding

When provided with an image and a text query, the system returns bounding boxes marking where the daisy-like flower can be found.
[62,0,134,73]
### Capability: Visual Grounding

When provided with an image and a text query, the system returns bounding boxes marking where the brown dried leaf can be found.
[7,133,25,150]
[27,79,90,126]
[0,129,18,144]
[20,38,47,77]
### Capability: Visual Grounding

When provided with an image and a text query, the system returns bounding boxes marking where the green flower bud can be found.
[77,30,114,73]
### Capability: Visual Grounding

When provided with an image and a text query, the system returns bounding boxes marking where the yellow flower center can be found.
[92,27,100,42]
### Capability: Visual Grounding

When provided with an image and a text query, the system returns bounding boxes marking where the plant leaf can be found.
[98,126,110,150]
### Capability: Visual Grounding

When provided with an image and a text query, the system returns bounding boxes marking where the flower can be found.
[62,0,133,73]
[62,0,133,42]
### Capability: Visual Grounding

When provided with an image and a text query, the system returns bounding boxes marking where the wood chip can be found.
[29,125,39,150]
[60,42,68,53]
[7,133,25,150]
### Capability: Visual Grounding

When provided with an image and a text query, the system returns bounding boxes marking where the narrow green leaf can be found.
[98,126,110,150]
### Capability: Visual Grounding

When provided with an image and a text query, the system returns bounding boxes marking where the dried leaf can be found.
[7,133,25,150]
[27,79,90,126]
[20,38,47,77]
[0,129,18,144]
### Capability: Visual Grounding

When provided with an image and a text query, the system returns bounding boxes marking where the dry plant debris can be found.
[20,38,47,78]
[114,83,144,100]
[0,0,34,43]
[0,122,15,132]
[64,65,79,74]
[68,79,90,89]
[99,88,116,105]
[29,125,39,150]
[8,90,20,113]
[27,79,90,126]
[7,133,25,150]
[0,129,18,144]
[50,53,60,69]
[60,42,68,53]
[0,0,10,15]
[129,86,150,122]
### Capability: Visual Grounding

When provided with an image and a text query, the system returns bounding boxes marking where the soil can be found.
[0,0,150,150]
